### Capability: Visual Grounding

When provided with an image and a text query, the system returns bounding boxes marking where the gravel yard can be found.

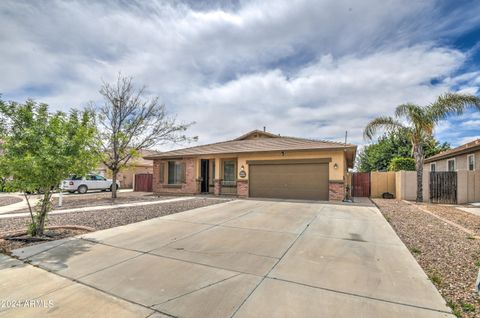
[420,204,480,236]
[0,196,22,207]
[51,191,174,209]
[0,197,229,254]
[373,199,480,318]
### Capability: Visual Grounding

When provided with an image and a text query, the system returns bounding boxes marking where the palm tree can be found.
[364,93,480,202]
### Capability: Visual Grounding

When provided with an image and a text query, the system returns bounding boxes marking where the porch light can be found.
[333,163,338,169]
[240,165,245,171]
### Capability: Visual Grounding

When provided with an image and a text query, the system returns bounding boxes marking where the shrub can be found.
[388,157,416,171]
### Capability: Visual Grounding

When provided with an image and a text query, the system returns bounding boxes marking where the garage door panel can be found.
[249,163,329,200]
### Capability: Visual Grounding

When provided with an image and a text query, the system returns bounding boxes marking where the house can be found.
[422,139,480,204]
[425,139,479,172]
[95,149,160,188]
[144,130,356,201]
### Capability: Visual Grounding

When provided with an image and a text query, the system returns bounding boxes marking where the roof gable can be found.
[234,130,280,140]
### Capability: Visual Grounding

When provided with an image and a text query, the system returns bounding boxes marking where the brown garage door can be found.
[249,160,330,200]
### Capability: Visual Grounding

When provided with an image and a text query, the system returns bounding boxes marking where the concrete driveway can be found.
[1,199,453,317]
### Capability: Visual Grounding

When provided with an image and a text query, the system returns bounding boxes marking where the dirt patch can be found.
[0,228,90,254]
[0,196,22,207]
[373,199,480,318]
[0,198,229,253]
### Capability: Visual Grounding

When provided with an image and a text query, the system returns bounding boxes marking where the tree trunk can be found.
[112,170,118,199]
[36,191,52,236]
[413,143,424,203]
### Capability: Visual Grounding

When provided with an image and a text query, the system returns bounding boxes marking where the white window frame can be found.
[467,154,475,171]
[447,158,456,172]
[430,163,436,172]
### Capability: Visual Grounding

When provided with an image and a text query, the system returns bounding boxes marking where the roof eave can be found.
[144,145,357,160]
[425,144,480,163]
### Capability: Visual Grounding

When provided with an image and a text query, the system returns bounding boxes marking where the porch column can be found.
[214,158,221,196]
[195,158,202,193]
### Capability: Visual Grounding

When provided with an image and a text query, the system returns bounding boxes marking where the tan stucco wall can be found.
[457,170,480,204]
[395,171,417,201]
[193,149,348,182]
[426,150,480,172]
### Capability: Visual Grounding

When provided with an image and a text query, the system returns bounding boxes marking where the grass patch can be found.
[460,302,475,313]
[410,247,422,255]
[447,300,462,318]
[428,269,443,286]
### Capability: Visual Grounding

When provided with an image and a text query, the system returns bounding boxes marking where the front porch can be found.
[152,157,248,197]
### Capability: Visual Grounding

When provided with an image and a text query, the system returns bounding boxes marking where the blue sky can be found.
[0,0,479,149]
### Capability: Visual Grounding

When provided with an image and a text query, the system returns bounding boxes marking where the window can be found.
[447,159,456,172]
[168,161,183,184]
[430,163,436,172]
[468,154,475,171]
[223,160,236,183]
[94,175,106,181]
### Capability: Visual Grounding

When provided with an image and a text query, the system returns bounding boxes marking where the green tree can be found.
[388,157,416,171]
[364,93,480,202]
[0,99,99,236]
[357,132,449,172]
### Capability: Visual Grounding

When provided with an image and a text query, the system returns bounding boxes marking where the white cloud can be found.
[0,0,479,148]
[456,135,480,146]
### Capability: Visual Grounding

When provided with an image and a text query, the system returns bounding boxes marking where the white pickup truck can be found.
[62,174,120,194]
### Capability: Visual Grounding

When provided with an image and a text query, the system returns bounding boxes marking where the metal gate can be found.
[429,171,457,204]
[352,172,371,197]
[134,174,153,192]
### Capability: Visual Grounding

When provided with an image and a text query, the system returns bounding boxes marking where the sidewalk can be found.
[0,197,196,219]
[0,254,153,317]
[0,189,135,215]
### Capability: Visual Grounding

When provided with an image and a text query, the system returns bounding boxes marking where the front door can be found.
[200,159,209,193]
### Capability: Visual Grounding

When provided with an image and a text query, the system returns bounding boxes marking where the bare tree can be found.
[92,74,195,198]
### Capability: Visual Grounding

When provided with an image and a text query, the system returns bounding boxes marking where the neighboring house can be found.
[425,139,479,172]
[95,149,160,188]
[144,130,356,201]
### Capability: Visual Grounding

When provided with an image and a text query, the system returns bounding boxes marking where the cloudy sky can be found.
[1,0,479,149]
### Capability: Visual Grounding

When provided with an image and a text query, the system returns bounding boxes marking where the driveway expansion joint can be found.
[268,277,453,315]
[151,273,243,307]
[229,212,320,318]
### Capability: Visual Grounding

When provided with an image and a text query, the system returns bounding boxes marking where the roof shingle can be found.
[144,131,355,159]
[425,138,480,163]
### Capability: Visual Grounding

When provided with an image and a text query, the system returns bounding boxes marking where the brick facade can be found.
[236,179,249,197]
[329,182,344,201]
[152,158,198,195]
[151,157,345,201]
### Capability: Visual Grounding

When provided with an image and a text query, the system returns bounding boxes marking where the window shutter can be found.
[159,162,165,184]
[181,162,186,183]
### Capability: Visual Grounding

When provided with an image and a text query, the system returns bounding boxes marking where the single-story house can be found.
[95,149,160,188]
[144,130,356,201]
[425,139,479,172]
